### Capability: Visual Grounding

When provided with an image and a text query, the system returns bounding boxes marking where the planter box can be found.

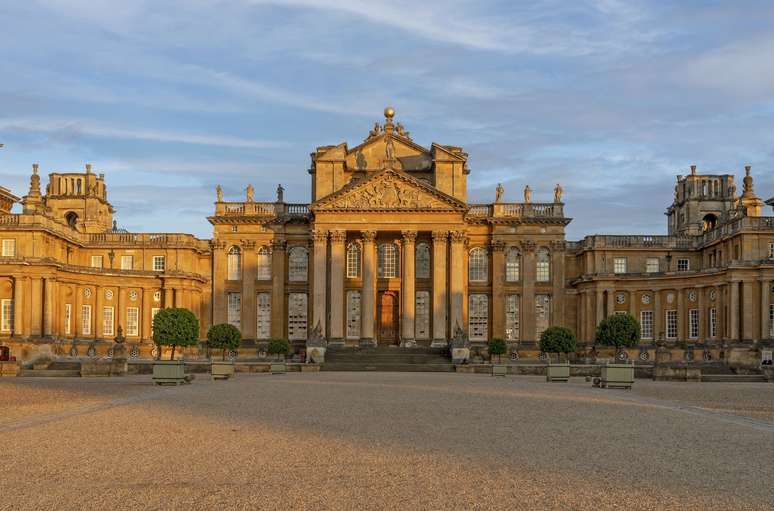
[546,363,570,382]
[601,362,635,389]
[0,361,19,377]
[492,364,507,377]
[300,364,320,372]
[270,362,287,374]
[153,360,187,385]
[211,360,235,380]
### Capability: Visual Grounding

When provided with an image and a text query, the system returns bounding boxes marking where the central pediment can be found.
[311,168,466,212]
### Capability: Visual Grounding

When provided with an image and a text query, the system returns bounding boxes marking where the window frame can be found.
[468,247,488,283]
[64,303,72,335]
[1,239,16,257]
[613,257,627,274]
[677,258,690,272]
[152,255,166,272]
[102,306,115,337]
[346,243,361,279]
[81,305,92,336]
[505,294,520,341]
[468,294,489,341]
[536,249,551,283]
[415,242,431,280]
[120,255,133,270]
[256,246,272,280]
[688,309,699,339]
[346,290,361,339]
[377,243,399,279]
[227,292,241,328]
[1,299,13,333]
[666,310,678,339]
[91,255,103,268]
[126,307,139,336]
[256,292,271,340]
[288,246,309,282]
[709,307,717,338]
[645,258,659,273]
[640,310,653,340]
[505,248,520,282]
[227,246,242,281]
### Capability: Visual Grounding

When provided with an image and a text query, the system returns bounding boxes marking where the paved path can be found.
[1,374,772,510]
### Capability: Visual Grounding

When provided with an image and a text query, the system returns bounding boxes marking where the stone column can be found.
[762,280,770,340]
[30,277,43,336]
[551,241,565,327]
[522,241,536,342]
[164,287,174,309]
[241,241,257,339]
[628,290,636,317]
[491,240,505,339]
[13,277,24,337]
[360,230,376,345]
[95,285,104,339]
[312,230,328,335]
[653,290,662,341]
[714,284,723,340]
[401,230,417,345]
[431,231,448,346]
[729,281,739,341]
[595,289,604,327]
[118,287,127,340]
[676,288,685,342]
[449,231,466,336]
[211,240,227,325]
[606,289,615,318]
[697,286,705,342]
[270,239,286,339]
[142,288,154,340]
[583,291,592,343]
[43,277,54,337]
[329,230,346,344]
[741,280,754,341]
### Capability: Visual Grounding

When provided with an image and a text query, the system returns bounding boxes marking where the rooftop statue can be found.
[495,183,504,203]
[524,185,532,204]
[216,185,223,202]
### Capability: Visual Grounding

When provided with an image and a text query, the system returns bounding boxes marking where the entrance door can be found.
[379,291,398,344]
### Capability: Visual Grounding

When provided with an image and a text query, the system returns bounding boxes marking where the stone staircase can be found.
[322,345,454,372]
[19,361,82,377]
[700,373,768,383]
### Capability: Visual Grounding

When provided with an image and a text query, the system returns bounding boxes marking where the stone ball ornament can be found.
[384,106,395,118]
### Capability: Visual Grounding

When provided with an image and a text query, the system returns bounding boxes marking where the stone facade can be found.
[1,108,773,363]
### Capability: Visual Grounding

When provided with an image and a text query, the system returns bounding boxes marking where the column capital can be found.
[361,230,377,243]
[431,230,448,242]
[490,239,505,252]
[521,240,536,253]
[550,240,566,252]
[312,229,329,243]
[240,239,256,250]
[329,230,347,243]
[449,230,467,243]
[401,230,417,243]
[270,238,286,251]
[210,239,226,250]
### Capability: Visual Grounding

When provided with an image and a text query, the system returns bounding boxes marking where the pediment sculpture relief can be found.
[330,176,439,210]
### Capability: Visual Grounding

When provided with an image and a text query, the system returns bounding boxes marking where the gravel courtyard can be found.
[1,373,772,510]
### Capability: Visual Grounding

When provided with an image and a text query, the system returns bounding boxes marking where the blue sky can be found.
[1,0,773,239]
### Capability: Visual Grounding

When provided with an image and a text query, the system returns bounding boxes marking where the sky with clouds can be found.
[1,0,773,239]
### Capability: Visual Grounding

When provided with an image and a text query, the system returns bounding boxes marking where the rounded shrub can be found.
[595,313,640,348]
[207,323,242,361]
[488,338,507,362]
[152,308,200,360]
[539,326,578,356]
[267,338,291,358]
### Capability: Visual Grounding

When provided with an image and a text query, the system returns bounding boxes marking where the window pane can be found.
[505,248,520,282]
[227,246,241,280]
[103,307,114,337]
[505,294,520,341]
[468,248,487,282]
[415,243,430,279]
[288,293,308,340]
[256,293,271,339]
[666,310,678,339]
[126,307,139,336]
[120,255,133,270]
[377,243,398,278]
[614,257,627,274]
[346,291,361,339]
[415,291,430,339]
[468,294,488,340]
[288,247,308,282]
[536,249,550,282]
[346,243,361,279]
[640,310,653,339]
[535,294,550,339]
[227,293,241,328]
[257,247,272,280]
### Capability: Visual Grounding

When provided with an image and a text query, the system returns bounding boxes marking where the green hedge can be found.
[595,314,640,348]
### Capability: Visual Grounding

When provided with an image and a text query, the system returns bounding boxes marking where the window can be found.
[91,255,103,268]
[227,246,242,281]
[415,243,430,279]
[126,307,139,336]
[415,291,430,339]
[346,243,361,279]
[346,290,361,339]
[536,249,550,282]
[535,294,551,339]
[288,247,308,282]
[689,309,699,339]
[153,256,166,272]
[646,258,660,273]
[666,310,678,339]
[1,239,16,257]
[120,255,133,270]
[769,242,774,259]
[613,257,627,274]
[257,246,271,280]
[640,311,653,340]
[256,293,271,339]
[709,308,717,338]
[151,308,160,334]
[64,304,72,335]
[103,307,114,337]
[505,248,520,282]
[1,299,13,333]
[769,303,774,337]
[377,243,399,278]
[505,294,520,341]
[288,293,308,341]
[677,258,689,272]
[81,305,92,336]
[468,247,488,282]
[227,293,241,328]
[468,294,488,341]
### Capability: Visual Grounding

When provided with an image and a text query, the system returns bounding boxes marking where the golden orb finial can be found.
[384,106,395,119]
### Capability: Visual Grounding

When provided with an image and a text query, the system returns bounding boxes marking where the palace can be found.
[1,107,774,363]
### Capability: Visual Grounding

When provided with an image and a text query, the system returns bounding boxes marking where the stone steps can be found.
[19,369,82,377]
[323,346,453,372]
[700,374,768,383]
[321,363,455,372]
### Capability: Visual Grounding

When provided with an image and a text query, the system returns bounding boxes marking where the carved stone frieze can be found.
[324,174,439,210]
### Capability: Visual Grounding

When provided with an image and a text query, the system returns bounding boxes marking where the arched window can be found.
[416,242,430,279]
[288,246,308,282]
[536,248,550,282]
[469,294,489,340]
[256,246,271,280]
[65,212,78,229]
[377,243,399,278]
[505,247,520,282]
[346,243,361,278]
[468,247,488,282]
[702,214,718,232]
[227,246,241,280]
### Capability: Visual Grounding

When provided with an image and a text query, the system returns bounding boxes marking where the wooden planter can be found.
[546,362,570,382]
[270,359,287,374]
[492,364,507,377]
[211,360,235,380]
[601,362,635,389]
[153,360,187,385]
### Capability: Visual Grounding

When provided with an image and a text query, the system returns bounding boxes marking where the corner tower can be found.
[666,165,736,235]
[40,163,114,233]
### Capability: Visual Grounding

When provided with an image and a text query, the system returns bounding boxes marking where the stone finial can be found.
[32,163,39,175]
[85,163,92,174]
[690,164,697,175]
[384,106,395,134]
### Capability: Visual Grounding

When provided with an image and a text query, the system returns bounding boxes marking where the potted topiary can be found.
[488,338,507,376]
[152,308,200,385]
[267,338,290,374]
[207,323,241,380]
[539,326,577,382]
[595,314,639,389]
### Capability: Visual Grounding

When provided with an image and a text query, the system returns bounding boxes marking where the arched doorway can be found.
[378,291,399,345]
[65,212,79,229]
[702,213,718,232]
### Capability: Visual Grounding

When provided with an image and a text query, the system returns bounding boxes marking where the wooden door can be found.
[379,292,398,344]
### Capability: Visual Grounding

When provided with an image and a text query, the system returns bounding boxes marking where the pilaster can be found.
[741,280,754,341]
[241,240,257,339]
[270,239,286,339]
[761,280,770,340]
[312,230,328,335]
[329,230,346,344]
[211,239,227,325]
[431,231,448,346]
[401,230,416,345]
[729,281,739,341]
[522,241,536,341]
[490,240,505,339]
[449,230,466,336]
[360,230,376,344]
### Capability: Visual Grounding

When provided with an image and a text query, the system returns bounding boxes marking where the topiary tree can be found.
[267,338,291,360]
[207,323,241,361]
[539,326,577,362]
[595,313,640,349]
[488,338,507,363]
[152,308,200,360]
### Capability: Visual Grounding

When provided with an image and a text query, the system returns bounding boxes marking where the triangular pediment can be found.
[311,168,466,212]
[345,134,432,172]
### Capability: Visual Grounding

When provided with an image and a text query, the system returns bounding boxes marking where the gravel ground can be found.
[1,374,772,510]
